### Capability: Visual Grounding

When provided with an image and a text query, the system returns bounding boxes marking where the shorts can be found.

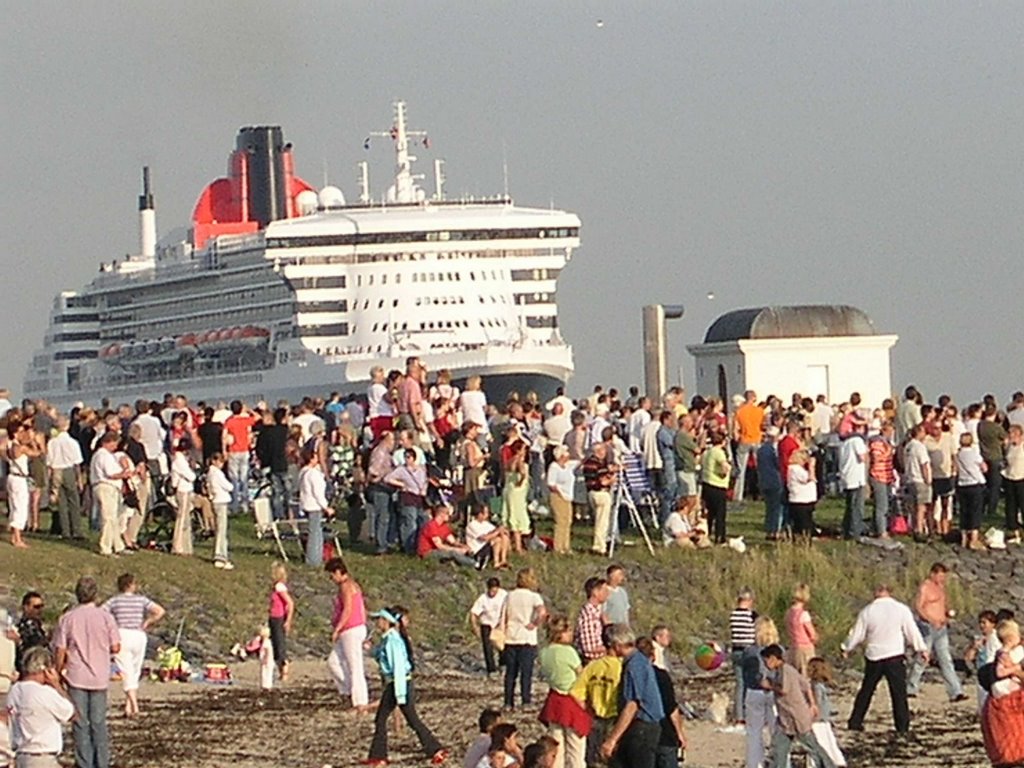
[676,471,698,497]
[910,481,933,506]
[932,477,954,497]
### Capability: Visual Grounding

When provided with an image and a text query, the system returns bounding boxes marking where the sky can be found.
[2,1,1022,405]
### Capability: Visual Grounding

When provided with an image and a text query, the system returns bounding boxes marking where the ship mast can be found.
[371,101,429,203]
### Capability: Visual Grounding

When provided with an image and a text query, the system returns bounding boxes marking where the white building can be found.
[687,305,897,409]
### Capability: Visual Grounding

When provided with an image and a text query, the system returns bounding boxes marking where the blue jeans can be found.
[305,510,323,566]
[270,471,288,520]
[870,478,891,535]
[370,486,394,553]
[762,487,783,533]
[503,644,538,707]
[227,452,250,512]
[734,442,757,502]
[843,486,866,538]
[69,687,109,768]
[425,548,477,567]
[399,505,421,554]
[730,648,746,722]
[908,622,963,699]
[659,469,678,525]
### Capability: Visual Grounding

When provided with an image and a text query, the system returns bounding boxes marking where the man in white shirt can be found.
[46,415,84,539]
[842,584,928,734]
[5,646,75,768]
[131,401,166,474]
[902,424,933,537]
[292,398,325,443]
[543,403,572,447]
[628,397,652,453]
[469,577,508,676]
[839,428,868,539]
[90,431,132,557]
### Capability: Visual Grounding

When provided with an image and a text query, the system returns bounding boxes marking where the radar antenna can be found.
[370,101,430,203]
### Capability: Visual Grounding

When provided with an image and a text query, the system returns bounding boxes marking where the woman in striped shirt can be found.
[104,573,165,717]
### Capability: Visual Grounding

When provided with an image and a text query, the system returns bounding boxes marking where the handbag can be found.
[489,627,506,652]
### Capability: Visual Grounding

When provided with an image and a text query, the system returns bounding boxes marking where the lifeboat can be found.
[177,333,198,357]
[240,326,270,348]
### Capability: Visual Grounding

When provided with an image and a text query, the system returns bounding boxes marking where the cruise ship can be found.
[23,103,580,407]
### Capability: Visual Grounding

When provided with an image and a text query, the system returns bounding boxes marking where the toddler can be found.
[258,626,275,690]
[991,619,1024,699]
[808,657,846,768]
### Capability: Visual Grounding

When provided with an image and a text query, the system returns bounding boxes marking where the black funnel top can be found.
[237,126,288,226]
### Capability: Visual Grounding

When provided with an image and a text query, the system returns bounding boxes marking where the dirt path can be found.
[102,659,989,767]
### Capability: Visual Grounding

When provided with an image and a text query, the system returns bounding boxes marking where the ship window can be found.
[412,274,418,283]
[377,300,384,309]
[392,299,398,307]
[382,323,388,331]
[469,272,476,280]
[381,275,387,285]
[357,276,362,287]
[395,274,401,284]
[363,300,369,310]
[372,324,379,332]
[402,322,408,330]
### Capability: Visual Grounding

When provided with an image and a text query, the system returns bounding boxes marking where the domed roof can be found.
[703,305,876,344]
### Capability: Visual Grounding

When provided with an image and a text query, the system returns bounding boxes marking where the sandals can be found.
[431,750,449,765]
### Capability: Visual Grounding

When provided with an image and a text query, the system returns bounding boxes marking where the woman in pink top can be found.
[267,562,295,682]
[325,557,370,711]
[784,583,819,675]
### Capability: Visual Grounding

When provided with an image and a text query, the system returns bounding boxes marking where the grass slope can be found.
[2,499,978,663]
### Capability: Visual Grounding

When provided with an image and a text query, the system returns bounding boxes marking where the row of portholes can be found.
[356,269,504,287]
[414,296,467,306]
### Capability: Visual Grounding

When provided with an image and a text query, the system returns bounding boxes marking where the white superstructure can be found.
[23,103,580,407]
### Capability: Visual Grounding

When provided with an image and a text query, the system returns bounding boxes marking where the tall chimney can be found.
[237,126,288,226]
[138,166,156,258]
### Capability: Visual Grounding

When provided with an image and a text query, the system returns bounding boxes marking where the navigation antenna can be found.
[370,101,429,203]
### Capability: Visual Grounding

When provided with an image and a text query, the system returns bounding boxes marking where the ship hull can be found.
[33,344,572,409]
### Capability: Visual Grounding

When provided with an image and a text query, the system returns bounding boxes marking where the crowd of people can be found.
[2,369,1023,564]
[2,371,1024,767]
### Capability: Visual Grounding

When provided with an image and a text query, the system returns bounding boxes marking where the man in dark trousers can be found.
[841,583,928,733]
[256,407,290,520]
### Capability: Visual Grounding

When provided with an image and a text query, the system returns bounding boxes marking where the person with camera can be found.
[5,646,75,768]
[582,442,618,556]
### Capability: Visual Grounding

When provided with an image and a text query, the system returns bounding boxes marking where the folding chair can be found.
[621,453,661,529]
[253,498,342,563]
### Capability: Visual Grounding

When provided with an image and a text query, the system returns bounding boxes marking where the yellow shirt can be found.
[569,655,623,719]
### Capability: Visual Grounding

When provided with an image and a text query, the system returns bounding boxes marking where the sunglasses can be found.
[29,603,44,610]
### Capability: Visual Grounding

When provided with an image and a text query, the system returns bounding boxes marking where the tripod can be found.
[607,465,656,557]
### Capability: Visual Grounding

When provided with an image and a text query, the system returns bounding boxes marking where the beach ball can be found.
[695,642,726,671]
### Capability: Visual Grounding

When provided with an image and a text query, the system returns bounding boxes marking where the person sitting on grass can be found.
[663,498,710,549]
[417,505,477,567]
[465,504,511,570]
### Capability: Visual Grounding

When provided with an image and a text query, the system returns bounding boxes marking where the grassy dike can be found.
[2,499,975,664]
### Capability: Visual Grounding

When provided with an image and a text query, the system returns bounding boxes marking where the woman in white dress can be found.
[6,423,31,548]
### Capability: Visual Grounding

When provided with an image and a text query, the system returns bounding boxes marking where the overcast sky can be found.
[2,2,1021,405]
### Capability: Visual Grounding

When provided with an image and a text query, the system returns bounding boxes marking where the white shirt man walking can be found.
[841,583,928,734]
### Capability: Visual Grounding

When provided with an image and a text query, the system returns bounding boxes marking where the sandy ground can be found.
[91,658,990,768]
